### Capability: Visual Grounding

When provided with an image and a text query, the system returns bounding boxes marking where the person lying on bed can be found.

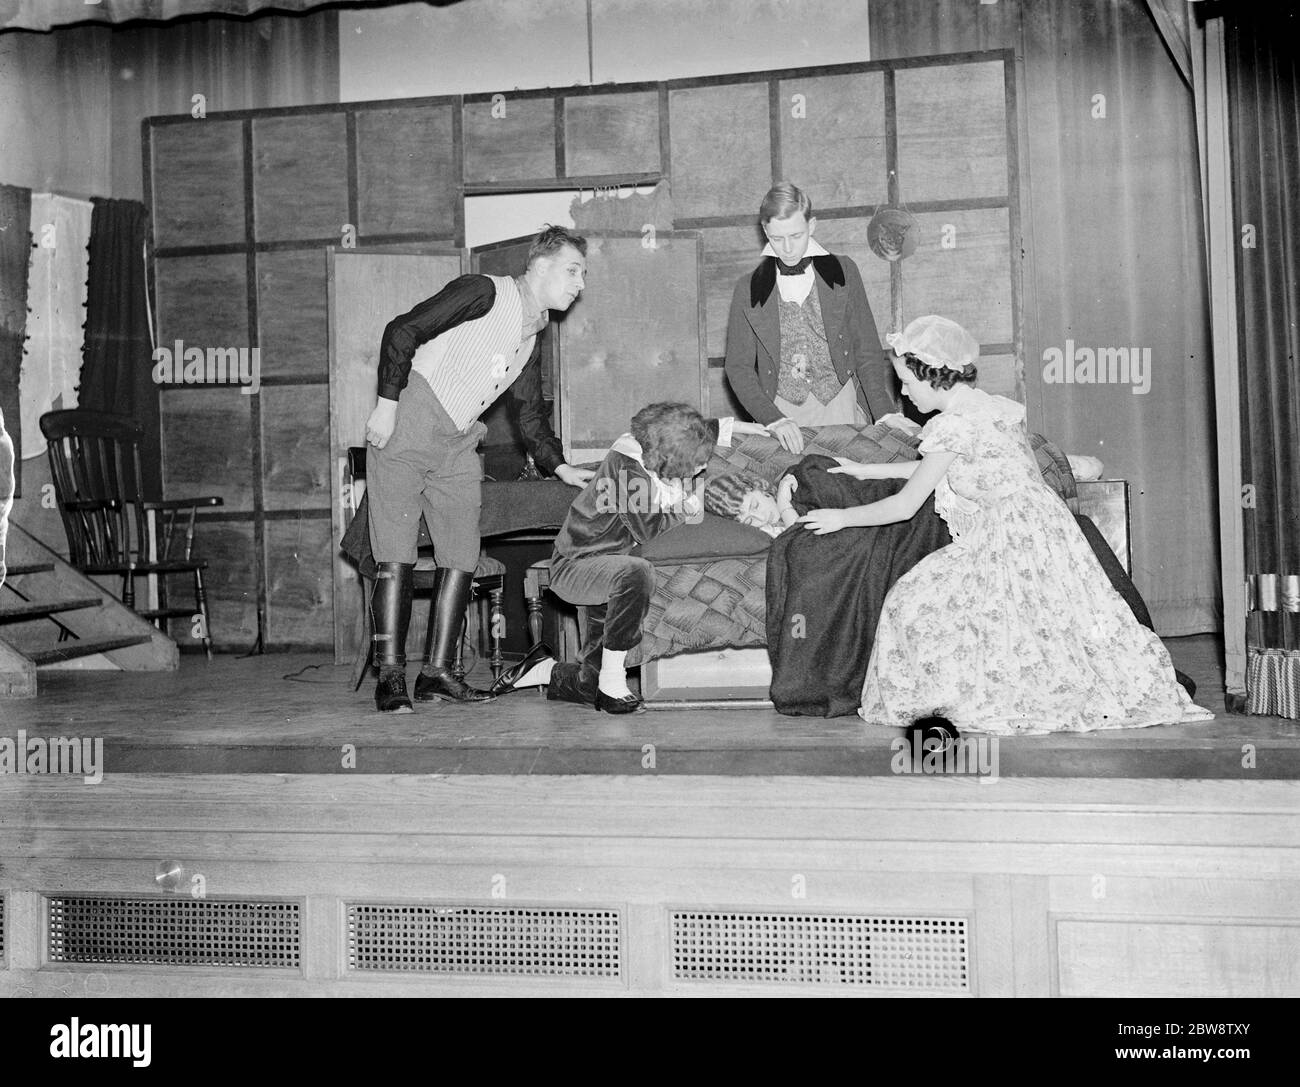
[488,402,768,713]
[702,470,800,538]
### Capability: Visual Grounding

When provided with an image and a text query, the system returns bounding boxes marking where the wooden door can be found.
[556,231,706,463]
[328,248,465,663]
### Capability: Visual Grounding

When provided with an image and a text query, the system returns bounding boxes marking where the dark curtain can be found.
[79,197,161,499]
[1228,7,1300,714]
[0,184,32,496]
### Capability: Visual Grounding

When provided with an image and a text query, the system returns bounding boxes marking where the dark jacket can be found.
[723,254,894,425]
[552,449,692,567]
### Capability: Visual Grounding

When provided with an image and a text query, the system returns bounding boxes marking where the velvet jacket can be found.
[723,254,894,426]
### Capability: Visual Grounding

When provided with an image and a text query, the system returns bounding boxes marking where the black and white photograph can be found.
[0,0,1294,1054]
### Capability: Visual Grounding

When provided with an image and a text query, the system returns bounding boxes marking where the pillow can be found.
[636,512,773,564]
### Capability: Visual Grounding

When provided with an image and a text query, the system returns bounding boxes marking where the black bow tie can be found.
[775,256,813,276]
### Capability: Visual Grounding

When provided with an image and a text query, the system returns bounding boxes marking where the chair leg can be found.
[452,612,467,680]
[351,576,375,692]
[489,584,505,678]
[191,567,213,660]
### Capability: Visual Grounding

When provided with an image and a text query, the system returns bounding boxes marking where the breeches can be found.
[366,372,484,572]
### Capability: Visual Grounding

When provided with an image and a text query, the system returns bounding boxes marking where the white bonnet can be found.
[886,315,980,372]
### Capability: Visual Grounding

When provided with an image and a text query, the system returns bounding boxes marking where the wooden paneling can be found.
[778,72,887,211]
[150,120,246,249]
[563,91,661,177]
[194,519,258,650]
[697,224,765,359]
[896,61,1007,203]
[160,387,254,512]
[1057,920,1300,997]
[256,249,330,378]
[3,774,1299,996]
[974,352,1017,401]
[154,252,249,351]
[806,217,895,341]
[265,516,334,648]
[669,83,771,219]
[558,233,705,455]
[260,384,329,512]
[462,96,556,183]
[252,113,350,243]
[902,209,1012,345]
[356,105,458,238]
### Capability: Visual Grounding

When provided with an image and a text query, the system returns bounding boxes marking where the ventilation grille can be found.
[347,904,622,979]
[46,896,301,968]
[671,911,969,989]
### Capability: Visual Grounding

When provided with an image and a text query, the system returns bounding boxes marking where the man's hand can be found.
[826,456,878,480]
[798,508,853,535]
[766,417,805,454]
[365,399,398,449]
[554,463,594,488]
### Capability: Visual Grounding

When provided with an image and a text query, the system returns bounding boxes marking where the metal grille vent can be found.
[46,896,300,968]
[671,910,969,989]
[347,904,622,979]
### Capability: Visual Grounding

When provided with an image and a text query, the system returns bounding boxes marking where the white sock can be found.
[598,648,632,698]
[512,658,555,688]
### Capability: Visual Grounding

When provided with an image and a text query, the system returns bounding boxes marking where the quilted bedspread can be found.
[625,421,1077,667]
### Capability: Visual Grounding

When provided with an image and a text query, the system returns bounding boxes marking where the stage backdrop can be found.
[143,51,1021,650]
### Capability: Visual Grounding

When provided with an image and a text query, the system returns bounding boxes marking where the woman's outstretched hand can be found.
[798,508,852,535]
[826,457,877,479]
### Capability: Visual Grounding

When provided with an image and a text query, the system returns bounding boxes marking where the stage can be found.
[1,634,1298,998]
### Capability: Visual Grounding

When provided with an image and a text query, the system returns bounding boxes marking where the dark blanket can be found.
[765,456,1168,717]
[766,456,951,717]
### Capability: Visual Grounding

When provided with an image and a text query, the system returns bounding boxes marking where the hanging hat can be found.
[886,315,980,372]
[867,206,919,261]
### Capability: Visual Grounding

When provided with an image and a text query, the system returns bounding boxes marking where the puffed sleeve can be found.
[918,412,976,458]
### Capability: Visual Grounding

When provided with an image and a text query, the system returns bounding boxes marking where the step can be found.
[0,596,104,624]
[5,561,55,576]
[27,634,156,666]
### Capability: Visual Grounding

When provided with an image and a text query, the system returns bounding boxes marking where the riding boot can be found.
[371,561,414,713]
[414,567,495,703]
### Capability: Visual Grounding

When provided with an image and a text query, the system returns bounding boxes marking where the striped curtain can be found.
[19,193,92,461]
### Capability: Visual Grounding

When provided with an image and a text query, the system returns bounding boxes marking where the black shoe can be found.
[414,668,495,704]
[375,671,414,714]
[489,642,555,696]
[596,689,644,715]
[907,714,959,750]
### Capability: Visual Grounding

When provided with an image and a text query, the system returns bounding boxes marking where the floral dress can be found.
[858,386,1213,734]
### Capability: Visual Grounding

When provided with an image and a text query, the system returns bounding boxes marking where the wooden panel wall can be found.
[146,97,465,651]
[144,52,1020,650]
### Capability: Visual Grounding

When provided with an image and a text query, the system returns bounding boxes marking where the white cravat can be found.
[760,237,829,305]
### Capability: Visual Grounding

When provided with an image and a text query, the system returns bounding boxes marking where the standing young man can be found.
[364,226,594,713]
[723,182,894,453]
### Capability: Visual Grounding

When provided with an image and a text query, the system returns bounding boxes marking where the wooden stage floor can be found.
[3,634,1297,778]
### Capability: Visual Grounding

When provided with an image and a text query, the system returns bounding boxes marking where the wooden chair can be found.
[345,447,506,690]
[39,409,222,658]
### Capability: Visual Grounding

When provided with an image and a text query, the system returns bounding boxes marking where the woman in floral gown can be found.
[799,315,1213,735]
